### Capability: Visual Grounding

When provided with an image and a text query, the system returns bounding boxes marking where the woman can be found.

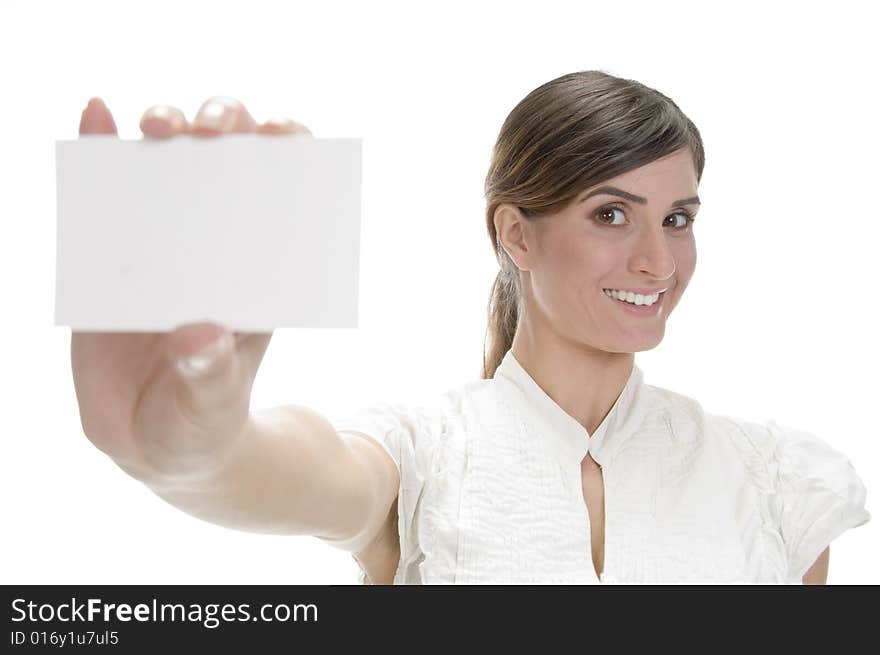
[73,71,870,585]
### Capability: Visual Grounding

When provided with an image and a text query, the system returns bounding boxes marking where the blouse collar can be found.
[493,349,646,466]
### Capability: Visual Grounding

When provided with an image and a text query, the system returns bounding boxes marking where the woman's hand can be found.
[72,96,312,485]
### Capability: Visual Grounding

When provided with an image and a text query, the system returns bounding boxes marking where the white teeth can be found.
[603,289,660,306]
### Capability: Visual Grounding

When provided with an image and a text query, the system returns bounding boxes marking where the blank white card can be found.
[54,135,362,331]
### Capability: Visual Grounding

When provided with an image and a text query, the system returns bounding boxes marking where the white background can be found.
[1,0,877,584]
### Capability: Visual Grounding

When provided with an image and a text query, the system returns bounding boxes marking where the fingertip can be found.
[79,97,118,136]
[140,105,189,140]
[169,321,232,359]
[140,116,170,139]
[192,96,257,135]
[256,117,313,136]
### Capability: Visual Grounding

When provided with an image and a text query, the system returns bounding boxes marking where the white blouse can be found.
[328,350,871,584]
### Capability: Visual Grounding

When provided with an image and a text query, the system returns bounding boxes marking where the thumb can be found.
[79,97,118,136]
[169,324,249,435]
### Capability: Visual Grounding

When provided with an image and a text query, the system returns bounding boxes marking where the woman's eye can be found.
[594,205,626,226]
[666,211,696,229]
[593,204,695,230]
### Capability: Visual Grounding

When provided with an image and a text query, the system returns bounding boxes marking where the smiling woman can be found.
[327,70,871,585]
[65,72,869,587]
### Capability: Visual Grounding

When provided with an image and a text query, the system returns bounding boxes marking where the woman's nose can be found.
[633,225,676,279]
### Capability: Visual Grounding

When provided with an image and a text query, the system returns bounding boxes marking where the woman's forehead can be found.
[579,155,699,204]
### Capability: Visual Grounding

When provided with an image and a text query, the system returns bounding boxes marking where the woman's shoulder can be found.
[646,382,871,581]
[642,381,868,493]
[714,413,870,502]
[713,412,871,580]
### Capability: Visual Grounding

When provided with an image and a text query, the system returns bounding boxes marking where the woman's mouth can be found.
[602,289,666,317]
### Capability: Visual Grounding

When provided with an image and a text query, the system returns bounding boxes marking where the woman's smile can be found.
[602,288,667,317]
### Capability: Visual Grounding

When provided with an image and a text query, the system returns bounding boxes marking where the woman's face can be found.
[499,147,699,354]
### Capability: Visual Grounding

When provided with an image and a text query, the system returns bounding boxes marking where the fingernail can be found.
[142,105,187,136]
[195,99,235,132]
[153,105,186,126]
[175,332,233,378]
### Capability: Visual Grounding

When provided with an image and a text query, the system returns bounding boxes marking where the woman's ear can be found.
[494,204,531,272]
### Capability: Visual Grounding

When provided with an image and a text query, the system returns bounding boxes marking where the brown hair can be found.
[481,70,706,379]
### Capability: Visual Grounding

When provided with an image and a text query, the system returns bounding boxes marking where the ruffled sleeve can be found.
[765,419,872,582]
[324,401,435,584]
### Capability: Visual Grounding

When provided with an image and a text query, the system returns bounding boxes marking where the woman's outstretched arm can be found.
[147,404,400,552]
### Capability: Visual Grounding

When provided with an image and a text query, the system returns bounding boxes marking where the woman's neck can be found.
[510,330,634,436]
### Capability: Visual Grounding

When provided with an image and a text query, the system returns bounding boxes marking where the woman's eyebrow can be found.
[580,186,700,207]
